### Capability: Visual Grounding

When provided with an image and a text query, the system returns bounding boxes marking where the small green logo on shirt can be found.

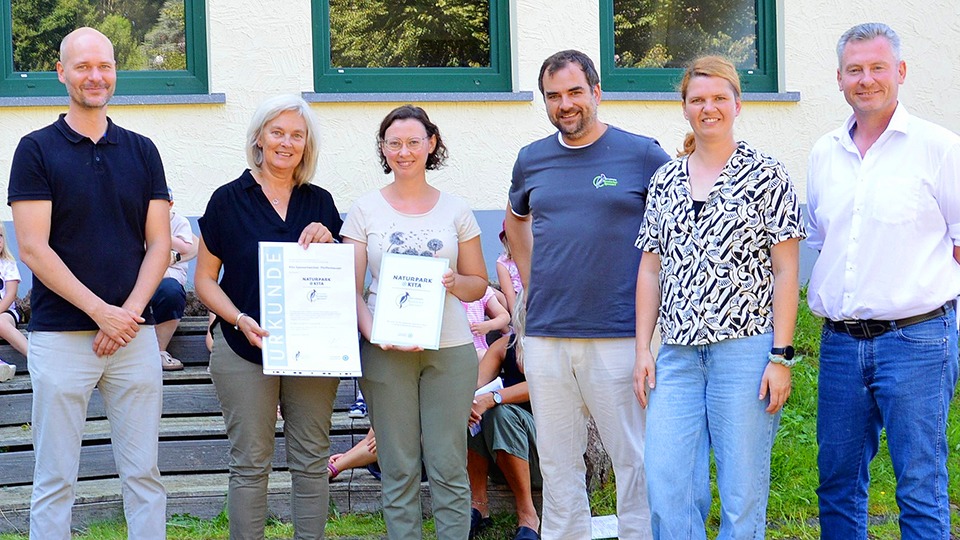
[593,174,618,189]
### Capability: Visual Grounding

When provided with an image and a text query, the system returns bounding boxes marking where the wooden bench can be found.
[0,316,530,533]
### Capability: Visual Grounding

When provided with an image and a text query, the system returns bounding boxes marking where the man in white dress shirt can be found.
[806,22,960,540]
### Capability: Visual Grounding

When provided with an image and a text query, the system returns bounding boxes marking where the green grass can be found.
[4,297,960,538]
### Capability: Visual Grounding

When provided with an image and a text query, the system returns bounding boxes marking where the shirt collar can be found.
[54,113,118,145]
[837,102,910,146]
[239,169,260,191]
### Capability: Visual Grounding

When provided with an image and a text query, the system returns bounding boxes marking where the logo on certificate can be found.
[396,291,425,309]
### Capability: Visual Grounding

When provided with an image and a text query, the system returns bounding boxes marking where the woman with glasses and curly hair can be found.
[342,104,487,539]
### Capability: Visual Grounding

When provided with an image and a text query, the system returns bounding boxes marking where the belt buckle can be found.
[841,320,866,338]
[842,320,887,339]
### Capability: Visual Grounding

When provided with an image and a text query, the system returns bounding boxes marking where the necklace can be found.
[262,187,283,206]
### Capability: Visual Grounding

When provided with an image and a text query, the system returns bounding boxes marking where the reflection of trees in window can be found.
[613,0,757,69]
[11,0,184,71]
[328,0,490,68]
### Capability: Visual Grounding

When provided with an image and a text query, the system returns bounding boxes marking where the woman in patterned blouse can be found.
[633,56,806,539]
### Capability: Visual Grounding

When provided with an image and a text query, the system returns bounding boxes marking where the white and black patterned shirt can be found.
[636,142,806,346]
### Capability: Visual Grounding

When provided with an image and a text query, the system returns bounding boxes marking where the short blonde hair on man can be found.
[246,95,321,186]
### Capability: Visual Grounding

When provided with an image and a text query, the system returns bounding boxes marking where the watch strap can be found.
[768,352,799,368]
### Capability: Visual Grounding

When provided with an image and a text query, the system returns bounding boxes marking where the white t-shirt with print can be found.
[341,190,482,349]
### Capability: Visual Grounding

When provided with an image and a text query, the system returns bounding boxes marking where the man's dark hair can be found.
[538,50,600,94]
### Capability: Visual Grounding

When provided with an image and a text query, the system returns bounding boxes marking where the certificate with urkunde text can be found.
[259,242,361,377]
[370,252,449,350]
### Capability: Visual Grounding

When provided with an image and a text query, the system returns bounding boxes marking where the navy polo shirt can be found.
[199,169,344,364]
[8,114,168,331]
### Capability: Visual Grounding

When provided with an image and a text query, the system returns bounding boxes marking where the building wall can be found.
[1,0,958,224]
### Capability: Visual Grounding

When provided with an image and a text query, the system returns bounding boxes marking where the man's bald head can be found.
[57,27,117,111]
[59,27,114,65]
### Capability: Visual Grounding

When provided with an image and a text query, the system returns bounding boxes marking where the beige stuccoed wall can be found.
[1,0,958,221]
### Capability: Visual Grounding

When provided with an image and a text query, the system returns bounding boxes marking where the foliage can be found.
[11,0,184,72]
[328,0,491,68]
[612,0,757,69]
[89,0,161,42]
[97,13,147,69]
[143,0,186,70]
[11,0,94,71]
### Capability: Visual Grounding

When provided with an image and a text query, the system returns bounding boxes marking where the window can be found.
[311,0,511,93]
[600,0,778,92]
[1,0,208,97]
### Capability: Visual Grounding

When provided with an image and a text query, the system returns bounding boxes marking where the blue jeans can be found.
[645,333,778,540]
[817,307,958,540]
[148,277,186,323]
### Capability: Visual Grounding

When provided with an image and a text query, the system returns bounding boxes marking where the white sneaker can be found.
[0,362,16,382]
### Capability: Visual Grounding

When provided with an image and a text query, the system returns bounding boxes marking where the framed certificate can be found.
[370,252,449,350]
[258,242,361,377]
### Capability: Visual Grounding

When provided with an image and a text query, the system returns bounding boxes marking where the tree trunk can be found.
[584,416,613,493]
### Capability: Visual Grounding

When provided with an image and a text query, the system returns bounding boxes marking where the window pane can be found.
[11,0,186,72]
[613,0,758,69]
[328,0,491,68]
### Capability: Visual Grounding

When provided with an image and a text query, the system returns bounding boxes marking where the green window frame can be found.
[0,0,209,97]
[311,0,511,93]
[600,0,779,93]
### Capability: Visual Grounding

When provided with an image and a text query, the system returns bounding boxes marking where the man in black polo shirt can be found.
[8,27,170,539]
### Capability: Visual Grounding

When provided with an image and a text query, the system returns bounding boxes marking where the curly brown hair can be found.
[376,105,449,174]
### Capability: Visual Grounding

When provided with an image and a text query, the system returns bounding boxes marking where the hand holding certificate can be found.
[371,252,449,350]
[259,242,361,377]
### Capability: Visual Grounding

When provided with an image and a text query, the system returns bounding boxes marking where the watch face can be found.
[772,346,796,360]
[492,391,502,404]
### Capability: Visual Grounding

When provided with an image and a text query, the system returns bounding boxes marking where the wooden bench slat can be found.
[0,412,369,450]
[0,431,369,486]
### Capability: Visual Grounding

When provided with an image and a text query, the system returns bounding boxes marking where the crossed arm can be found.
[12,199,171,356]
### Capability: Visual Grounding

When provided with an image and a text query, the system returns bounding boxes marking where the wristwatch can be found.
[768,345,798,367]
[170,250,181,265]
[491,391,503,405]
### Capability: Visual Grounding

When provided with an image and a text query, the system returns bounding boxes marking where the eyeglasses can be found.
[381,136,430,153]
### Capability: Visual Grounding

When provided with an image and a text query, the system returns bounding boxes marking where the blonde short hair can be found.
[246,95,321,186]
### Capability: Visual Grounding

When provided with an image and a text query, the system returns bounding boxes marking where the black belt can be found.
[826,305,948,340]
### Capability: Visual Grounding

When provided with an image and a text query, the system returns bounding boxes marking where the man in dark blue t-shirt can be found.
[505,50,669,540]
[8,27,170,540]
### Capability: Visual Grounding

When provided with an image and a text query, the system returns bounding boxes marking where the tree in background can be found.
[11,0,183,72]
[11,0,93,71]
[329,0,490,68]
[143,0,186,70]
[613,0,757,69]
[90,0,161,43]
[99,12,147,69]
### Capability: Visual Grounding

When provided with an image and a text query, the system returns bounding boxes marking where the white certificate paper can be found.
[259,242,361,377]
[370,252,449,350]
